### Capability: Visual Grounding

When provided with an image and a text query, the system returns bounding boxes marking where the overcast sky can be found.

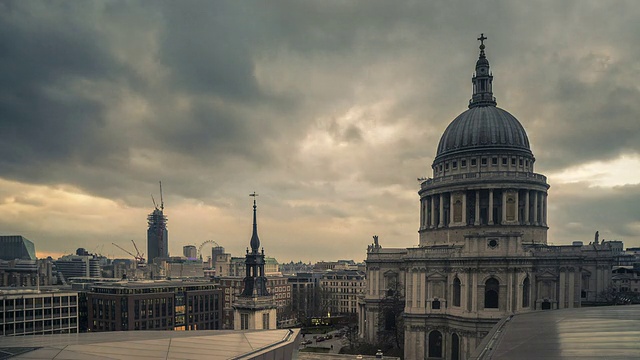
[1,1,639,263]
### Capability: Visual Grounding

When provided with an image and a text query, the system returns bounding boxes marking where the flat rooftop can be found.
[0,329,299,359]
[472,305,640,360]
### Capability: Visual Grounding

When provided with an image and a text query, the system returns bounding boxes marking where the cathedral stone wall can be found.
[359,37,615,360]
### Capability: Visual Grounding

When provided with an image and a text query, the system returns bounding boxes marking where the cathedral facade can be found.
[358,36,614,360]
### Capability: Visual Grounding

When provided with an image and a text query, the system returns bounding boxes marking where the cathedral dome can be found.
[435,106,531,161]
[434,34,532,162]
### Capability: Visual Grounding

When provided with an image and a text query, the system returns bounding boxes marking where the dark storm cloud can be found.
[2,0,640,257]
[0,1,132,184]
[549,183,640,243]
[530,55,640,170]
[158,2,262,100]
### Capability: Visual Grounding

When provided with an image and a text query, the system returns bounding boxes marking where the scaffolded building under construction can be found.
[147,182,168,262]
[147,208,168,262]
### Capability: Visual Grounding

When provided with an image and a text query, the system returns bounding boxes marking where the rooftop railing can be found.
[420,171,547,189]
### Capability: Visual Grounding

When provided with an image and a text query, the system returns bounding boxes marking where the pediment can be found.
[427,271,447,280]
[536,270,557,280]
[383,270,398,278]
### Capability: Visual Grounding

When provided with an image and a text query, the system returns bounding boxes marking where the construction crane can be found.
[131,240,145,263]
[112,242,146,264]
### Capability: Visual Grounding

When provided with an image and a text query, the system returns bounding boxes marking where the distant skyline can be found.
[1,1,639,262]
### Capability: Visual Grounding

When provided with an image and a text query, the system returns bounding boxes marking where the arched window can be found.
[453,277,461,307]
[428,330,443,358]
[484,278,499,309]
[451,333,460,360]
[522,277,530,308]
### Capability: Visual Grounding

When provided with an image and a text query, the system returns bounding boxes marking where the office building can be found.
[0,288,79,336]
[54,254,101,282]
[87,280,222,332]
[183,245,197,259]
[0,235,36,261]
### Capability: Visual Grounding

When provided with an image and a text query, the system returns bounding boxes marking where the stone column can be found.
[559,269,566,309]
[488,189,494,225]
[568,269,575,308]
[514,191,519,223]
[474,190,480,225]
[430,196,436,228]
[421,273,426,309]
[501,190,507,224]
[506,271,513,312]
[542,193,548,226]
[471,272,478,312]
[450,192,455,225]
[412,272,418,309]
[524,190,530,225]
[428,196,433,227]
[439,193,445,227]
[462,191,467,225]
[532,191,539,225]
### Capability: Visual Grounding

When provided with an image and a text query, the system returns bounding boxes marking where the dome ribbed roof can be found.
[435,106,531,160]
[434,34,532,162]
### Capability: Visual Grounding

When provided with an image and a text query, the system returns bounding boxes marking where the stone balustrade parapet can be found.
[366,254,406,261]
[405,247,462,258]
[526,245,583,256]
[420,171,547,189]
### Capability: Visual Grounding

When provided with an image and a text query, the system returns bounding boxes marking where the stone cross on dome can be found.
[477,33,487,45]
[477,33,487,57]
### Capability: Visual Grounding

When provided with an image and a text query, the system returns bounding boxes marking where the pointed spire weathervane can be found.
[249,192,260,253]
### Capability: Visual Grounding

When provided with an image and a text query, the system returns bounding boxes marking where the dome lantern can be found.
[469,33,497,108]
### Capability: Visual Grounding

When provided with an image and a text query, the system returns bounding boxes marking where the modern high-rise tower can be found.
[147,182,168,262]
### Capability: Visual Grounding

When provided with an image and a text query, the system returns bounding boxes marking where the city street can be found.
[300,329,348,354]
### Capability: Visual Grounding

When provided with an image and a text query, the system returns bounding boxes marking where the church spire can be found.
[249,192,260,253]
[469,33,497,108]
[240,191,269,298]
